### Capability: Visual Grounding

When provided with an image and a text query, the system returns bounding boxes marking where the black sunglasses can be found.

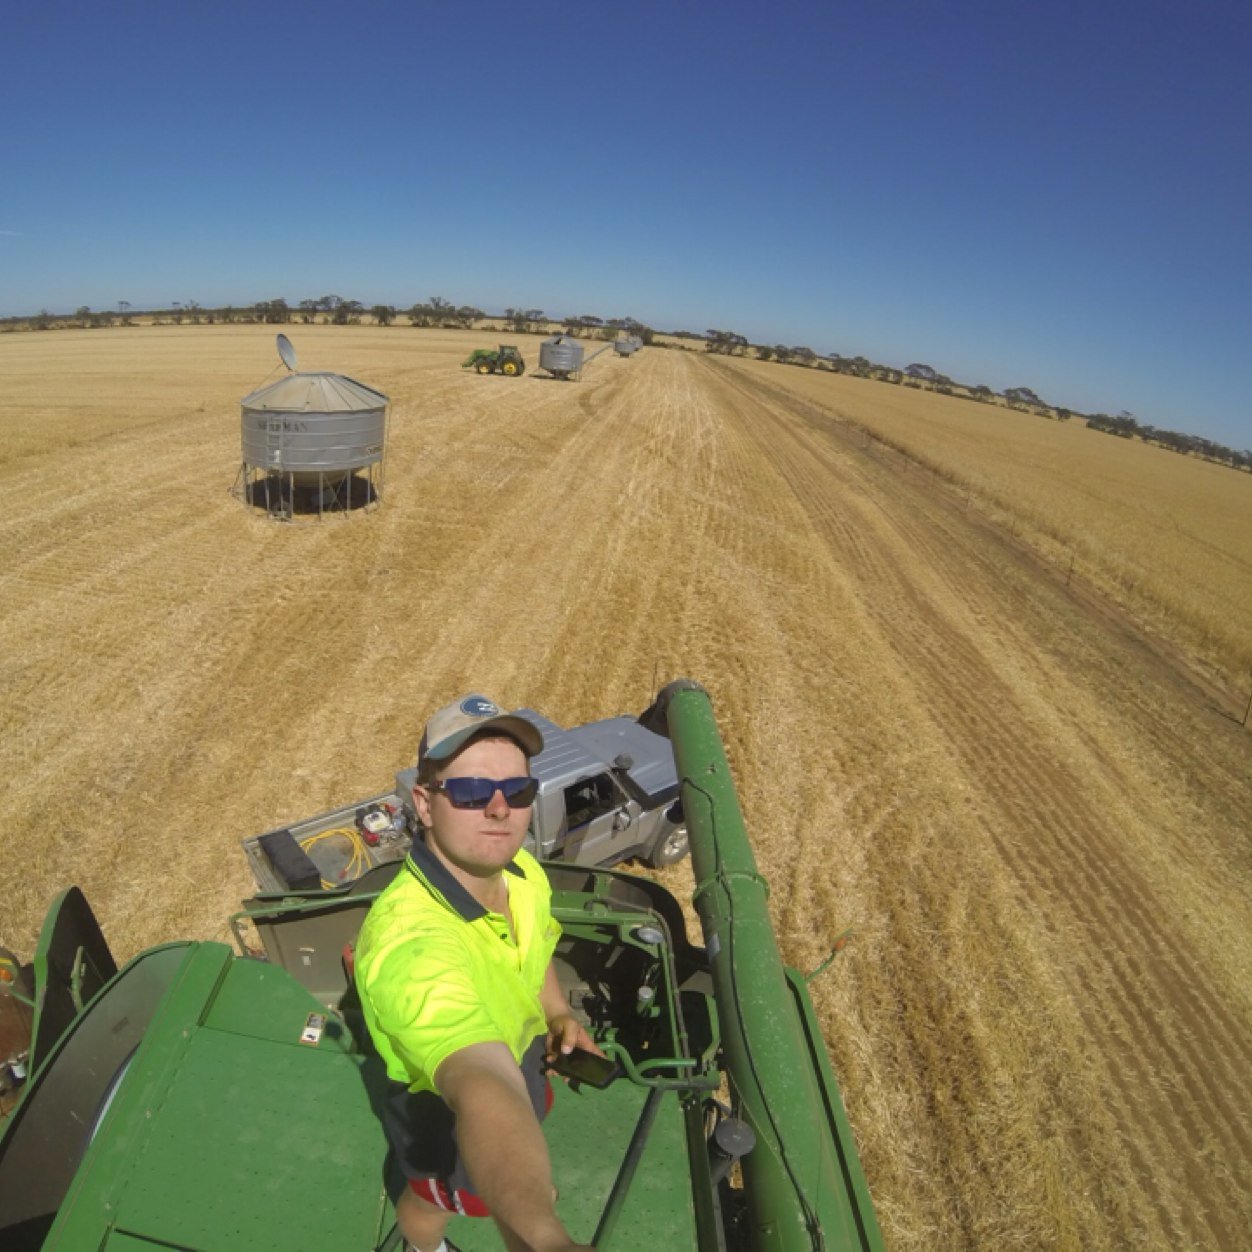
[430,776,538,809]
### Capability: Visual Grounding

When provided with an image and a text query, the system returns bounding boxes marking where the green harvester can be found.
[0,680,883,1251]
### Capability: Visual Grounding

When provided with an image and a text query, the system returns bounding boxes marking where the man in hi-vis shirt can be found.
[356,695,599,1252]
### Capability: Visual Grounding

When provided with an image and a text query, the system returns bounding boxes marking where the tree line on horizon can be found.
[699,328,1250,473]
[3,297,658,345]
[3,300,1245,473]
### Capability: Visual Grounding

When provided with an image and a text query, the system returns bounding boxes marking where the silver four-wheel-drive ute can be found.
[243,704,690,893]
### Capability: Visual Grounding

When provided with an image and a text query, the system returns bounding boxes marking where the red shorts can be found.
[409,1175,493,1218]
[406,1073,555,1218]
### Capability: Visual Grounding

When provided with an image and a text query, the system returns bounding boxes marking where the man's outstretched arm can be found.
[435,1041,592,1252]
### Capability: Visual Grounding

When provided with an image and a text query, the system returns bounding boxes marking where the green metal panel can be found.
[0,945,190,1252]
[661,681,884,1251]
[784,969,881,1246]
[45,944,390,1251]
[202,951,355,1052]
[29,886,117,1071]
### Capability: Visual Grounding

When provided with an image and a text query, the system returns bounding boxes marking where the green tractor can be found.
[462,344,526,377]
[0,681,883,1251]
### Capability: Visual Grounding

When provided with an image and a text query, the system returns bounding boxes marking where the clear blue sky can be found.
[3,1,1249,448]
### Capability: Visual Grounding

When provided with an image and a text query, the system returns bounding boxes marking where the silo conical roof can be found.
[241,372,388,412]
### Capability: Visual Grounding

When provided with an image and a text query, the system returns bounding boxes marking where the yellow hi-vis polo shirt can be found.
[354,837,561,1093]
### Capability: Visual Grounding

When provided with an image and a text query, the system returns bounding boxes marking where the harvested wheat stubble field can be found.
[2,325,1251,1249]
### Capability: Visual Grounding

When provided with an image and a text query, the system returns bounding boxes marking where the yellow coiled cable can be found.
[298,826,371,889]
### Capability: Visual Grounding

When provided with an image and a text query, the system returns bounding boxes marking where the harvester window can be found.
[564,773,619,830]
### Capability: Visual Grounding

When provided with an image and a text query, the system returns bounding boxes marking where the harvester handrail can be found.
[599,1041,720,1092]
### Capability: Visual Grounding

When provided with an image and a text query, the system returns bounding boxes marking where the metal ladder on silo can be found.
[264,418,289,519]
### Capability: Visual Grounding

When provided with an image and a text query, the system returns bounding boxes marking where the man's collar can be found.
[406,835,524,922]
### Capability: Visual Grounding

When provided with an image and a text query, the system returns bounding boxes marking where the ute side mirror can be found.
[612,809,632,832]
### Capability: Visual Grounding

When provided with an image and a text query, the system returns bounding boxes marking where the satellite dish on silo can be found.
[276,334,298,373]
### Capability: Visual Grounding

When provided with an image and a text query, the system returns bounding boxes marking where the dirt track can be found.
[3,327,1250,1248]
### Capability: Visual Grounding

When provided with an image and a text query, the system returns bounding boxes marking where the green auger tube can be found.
[645,680,884,1252]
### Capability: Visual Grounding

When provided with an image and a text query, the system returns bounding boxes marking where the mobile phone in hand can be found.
[546,1046,622,1089]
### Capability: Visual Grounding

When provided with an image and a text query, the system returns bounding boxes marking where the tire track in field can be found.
[703,365,1205,1245]
[732,368,1252,1128]
[703,359,1252,1248]
[781,405,1251,1247]
[516,350,759,715]
[731,365,1252,1061]
[721,366,1252,777]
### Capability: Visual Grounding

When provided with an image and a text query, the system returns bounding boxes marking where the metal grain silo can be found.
[539,335,584,380]
[238,371,389,520]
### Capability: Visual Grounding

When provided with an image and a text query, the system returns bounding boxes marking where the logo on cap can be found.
[461,696,501,718]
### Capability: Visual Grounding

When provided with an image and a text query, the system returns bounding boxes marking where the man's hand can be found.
[539,960,604,1063]
[544,1011,603,1063]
